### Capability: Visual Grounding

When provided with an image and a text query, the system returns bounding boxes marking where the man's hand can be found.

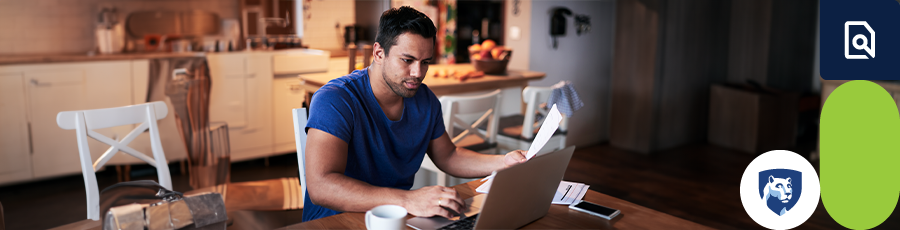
[404,186,466,218]
[502,150,528,168]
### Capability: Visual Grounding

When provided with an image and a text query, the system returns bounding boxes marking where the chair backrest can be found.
[522,87,570,139]
[56,101,172,220]
[438,89,502,145]
[291,108,309,203]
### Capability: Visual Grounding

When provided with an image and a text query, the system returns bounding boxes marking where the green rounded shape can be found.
[821,80,900,229]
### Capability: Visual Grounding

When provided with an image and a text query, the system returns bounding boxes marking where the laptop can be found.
[407,146,576,230]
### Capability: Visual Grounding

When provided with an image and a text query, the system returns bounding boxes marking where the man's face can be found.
[380,33,434,98]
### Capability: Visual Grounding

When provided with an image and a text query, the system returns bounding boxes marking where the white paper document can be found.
[551,181,590,205]
[476,105,563,194]
[525,104,562,159]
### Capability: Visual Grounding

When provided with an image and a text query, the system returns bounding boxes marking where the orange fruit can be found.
[469,44,482,52]
[491,47,505,59]
[481,39,496,51]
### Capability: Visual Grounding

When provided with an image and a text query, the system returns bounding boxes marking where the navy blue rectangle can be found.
[820,0,900,80]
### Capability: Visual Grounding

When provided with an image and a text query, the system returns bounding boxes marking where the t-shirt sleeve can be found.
[428,89,446,140]
[306,86,354,143]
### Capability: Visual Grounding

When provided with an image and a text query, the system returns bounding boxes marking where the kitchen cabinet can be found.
[0,73,32,185]
[0,60,149,184]
[0,49,326,185]
[207,52,274,161]
[272,75,307,153]
[271,50,331,154]
[25,61,136,179]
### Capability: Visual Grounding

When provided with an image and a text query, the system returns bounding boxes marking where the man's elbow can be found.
[306,175,343,210]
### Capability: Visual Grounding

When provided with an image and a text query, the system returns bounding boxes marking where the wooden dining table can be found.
[50,178,303,230]
[277,180,713,229]
[296,57,546,97]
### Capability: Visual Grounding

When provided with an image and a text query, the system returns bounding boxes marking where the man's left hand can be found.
[502,150,528,167]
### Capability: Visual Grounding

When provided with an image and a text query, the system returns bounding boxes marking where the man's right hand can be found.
[404,185,466,218]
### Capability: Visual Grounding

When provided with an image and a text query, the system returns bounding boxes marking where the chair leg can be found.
[437,172,447,187]
[1,200,5,230]
[124,165,131,182]
[115,165,123,183]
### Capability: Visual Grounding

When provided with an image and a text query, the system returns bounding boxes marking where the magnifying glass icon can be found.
[853,34,875,57]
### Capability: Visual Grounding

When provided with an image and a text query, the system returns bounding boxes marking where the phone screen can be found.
[574,201,618,216]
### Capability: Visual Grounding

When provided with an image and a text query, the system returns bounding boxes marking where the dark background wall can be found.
[611,0,819,153]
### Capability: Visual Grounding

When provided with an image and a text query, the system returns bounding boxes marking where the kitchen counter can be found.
[0,49,326,65]
[298,57,546,96]
[0,52,206,65]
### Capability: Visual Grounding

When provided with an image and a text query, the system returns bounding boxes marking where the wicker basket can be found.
[470,49,512,75]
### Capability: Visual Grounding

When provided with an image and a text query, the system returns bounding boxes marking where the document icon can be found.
[845,21,875,59]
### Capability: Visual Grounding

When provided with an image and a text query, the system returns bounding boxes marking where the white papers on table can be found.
[551,181,590,205]
[475,171,496,193]
[475,105,563,194]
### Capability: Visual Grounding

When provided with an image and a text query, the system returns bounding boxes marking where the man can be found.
[303,6,527,222]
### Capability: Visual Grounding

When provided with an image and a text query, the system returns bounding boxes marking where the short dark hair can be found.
[375,6,437,56]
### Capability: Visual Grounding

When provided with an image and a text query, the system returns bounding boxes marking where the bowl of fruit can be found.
[469,40,512,75]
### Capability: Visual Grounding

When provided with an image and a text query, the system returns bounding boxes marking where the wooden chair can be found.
[422,89,502,187]
[0,200,4,230]
[56,101,173,220]
[494,87,569,155]
[291,108,309,208]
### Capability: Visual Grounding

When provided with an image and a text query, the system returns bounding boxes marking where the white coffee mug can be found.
[365,205,408,230]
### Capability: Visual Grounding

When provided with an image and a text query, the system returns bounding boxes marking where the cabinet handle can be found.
[27,122,33,155]
[30,79,53,86]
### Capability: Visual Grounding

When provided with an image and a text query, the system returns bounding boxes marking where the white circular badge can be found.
[740,150,820,230]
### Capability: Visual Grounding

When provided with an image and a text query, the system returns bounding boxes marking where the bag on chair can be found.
[100,180,227,230]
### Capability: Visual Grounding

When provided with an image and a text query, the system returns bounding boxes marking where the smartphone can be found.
[569,200,620,220]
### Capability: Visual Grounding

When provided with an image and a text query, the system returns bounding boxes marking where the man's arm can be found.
[305,128,467,218]
[426,132,527,178]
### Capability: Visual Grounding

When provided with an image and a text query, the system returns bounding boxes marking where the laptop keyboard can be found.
[438,214,479,230]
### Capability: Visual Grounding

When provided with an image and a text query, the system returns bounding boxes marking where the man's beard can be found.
[382,68,419,98]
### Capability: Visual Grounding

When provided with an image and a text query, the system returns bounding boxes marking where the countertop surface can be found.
[0,49,328,65]
[0,52,207,65]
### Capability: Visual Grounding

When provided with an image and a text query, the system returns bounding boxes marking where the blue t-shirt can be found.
[302,68,446,222]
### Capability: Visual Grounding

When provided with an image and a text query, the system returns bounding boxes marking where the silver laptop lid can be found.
[473,146,576,229]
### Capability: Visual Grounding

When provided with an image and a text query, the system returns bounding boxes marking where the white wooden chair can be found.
[495,87,569,155]
[291,108,308,209]
[422,89,502,187]
[56,101,173,220]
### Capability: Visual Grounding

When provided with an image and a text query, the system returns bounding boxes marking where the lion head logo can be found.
[764,175,792,203]
[758,169,802,216]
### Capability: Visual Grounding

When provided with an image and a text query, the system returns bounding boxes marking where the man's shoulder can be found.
[317,70,368,98]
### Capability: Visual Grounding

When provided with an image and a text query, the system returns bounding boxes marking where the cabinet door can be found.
[272,75,307,153]
[239,53,274,160]
[27,61,135,179]
[0,73,33,185]
[27,68,89,178]
[208,53,274,161]
[208,54,249,129]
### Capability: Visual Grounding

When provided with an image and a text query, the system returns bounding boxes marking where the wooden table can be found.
[51,178,303,230]
[278,180,712,229]
[297,58,546,96]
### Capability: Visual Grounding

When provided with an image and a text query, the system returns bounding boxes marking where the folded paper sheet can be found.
[476,105,562,194]
[551,181,590,205]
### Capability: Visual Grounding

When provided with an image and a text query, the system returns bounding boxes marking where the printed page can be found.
[476,105,563,194]
[525,104,562,159]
